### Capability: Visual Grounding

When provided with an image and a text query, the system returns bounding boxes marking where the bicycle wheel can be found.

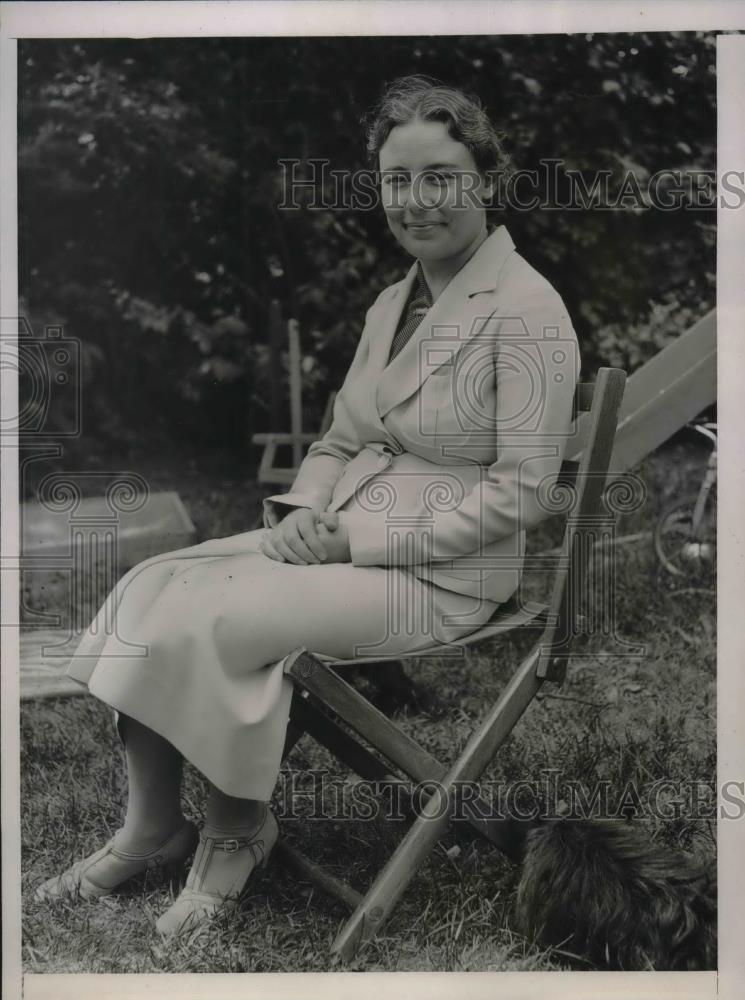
[654,491,716,577]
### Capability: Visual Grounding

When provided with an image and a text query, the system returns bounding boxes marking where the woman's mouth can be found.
[404,222,445,234]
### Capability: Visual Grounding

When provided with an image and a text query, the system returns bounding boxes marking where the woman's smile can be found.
[404,221,447,236]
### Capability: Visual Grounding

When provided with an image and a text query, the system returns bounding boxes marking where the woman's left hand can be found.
[261,511,351,564]
[315,512,351,563]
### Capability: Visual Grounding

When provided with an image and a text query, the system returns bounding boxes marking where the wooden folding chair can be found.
[276,366,627,960]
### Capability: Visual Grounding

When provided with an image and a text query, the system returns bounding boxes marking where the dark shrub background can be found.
[18,33,715,475]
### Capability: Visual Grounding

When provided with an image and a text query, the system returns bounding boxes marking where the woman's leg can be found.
[115,714,187,853]
[66,539,493,923]
[204,784,264,834]
[155,784,277,937]
[152,554,492,935]
[35,714,198,902]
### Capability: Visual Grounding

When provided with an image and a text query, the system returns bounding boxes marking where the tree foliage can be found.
[18,33,716,457]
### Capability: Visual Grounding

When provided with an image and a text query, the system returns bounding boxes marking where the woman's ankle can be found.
[204,787,266,836]
[115,813,188,854]
[202,805,268,840]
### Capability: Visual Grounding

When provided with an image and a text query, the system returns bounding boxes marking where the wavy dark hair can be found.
[365,74,513,185]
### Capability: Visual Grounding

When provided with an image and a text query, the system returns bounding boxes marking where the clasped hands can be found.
[260,507,351,565]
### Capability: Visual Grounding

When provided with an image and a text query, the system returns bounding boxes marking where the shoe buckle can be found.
[221,839,241,853]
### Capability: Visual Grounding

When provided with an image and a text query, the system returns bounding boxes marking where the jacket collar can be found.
[461,223,515,295]
[372,224,516,419]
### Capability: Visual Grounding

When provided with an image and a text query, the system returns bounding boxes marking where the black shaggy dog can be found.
[505,818,717,970]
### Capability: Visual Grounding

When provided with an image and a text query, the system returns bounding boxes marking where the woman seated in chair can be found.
[36,75,580,937]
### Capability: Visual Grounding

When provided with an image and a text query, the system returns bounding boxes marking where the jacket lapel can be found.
[375,225,516,420]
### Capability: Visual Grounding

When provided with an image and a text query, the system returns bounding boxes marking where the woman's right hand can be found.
[260,507,335,564]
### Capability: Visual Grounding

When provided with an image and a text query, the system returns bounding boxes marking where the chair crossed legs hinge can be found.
[276,367,627,961]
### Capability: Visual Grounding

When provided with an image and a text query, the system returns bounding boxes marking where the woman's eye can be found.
[381,172,409,186]
[421,171,455,185]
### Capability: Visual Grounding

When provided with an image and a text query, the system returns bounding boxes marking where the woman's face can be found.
[378,118,493,263]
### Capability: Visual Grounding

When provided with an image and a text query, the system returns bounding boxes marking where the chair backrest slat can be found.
[536,367,627,682]
[559,381,600,482]
[573,381,595,415]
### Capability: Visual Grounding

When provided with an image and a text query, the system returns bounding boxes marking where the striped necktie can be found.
[387,262,433,364]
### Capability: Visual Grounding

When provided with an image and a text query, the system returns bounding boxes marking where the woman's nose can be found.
[400,183,420,211]
[411,176,443,211]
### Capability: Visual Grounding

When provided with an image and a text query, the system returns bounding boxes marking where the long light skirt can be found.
[66,528,499,799]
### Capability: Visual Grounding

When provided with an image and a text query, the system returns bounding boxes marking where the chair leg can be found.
[291,693,400,785]
[287,652,524,856]
[287,653,439,782]
[330,645,543,960]
[274,840,363,912]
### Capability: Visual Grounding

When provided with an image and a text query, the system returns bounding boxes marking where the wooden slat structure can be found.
[570,309,715,472]
[280,367,627,959]
[253,391,337,486]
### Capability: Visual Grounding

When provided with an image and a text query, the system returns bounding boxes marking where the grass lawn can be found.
[20,439,716,973]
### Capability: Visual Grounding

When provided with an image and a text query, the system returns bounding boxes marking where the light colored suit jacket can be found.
[263,225,580,604]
